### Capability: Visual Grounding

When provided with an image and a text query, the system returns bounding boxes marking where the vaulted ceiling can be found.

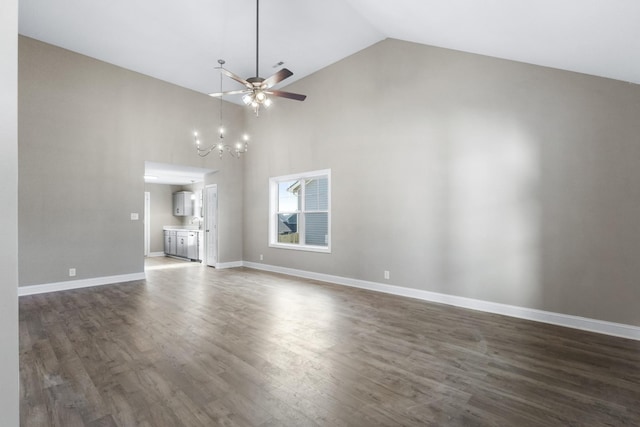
[19,0,640,102]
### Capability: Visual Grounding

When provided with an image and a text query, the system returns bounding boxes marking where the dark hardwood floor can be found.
[20,257,640,426]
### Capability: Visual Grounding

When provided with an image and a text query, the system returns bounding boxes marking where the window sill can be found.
[269,243,331,253]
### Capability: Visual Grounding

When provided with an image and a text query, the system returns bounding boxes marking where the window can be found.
[269,169,331,252]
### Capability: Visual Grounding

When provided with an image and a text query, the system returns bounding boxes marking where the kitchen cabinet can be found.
[164,228,199,261]
[176,231,188,258]
[163,230,177,255]
[173,191,194,216]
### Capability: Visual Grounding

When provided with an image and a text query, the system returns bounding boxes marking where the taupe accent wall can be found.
[242,39,640,326]
[1,0,20,423]
[19,36,245,285]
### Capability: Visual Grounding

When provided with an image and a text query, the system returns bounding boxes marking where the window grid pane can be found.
[304,177,328,211]
[278,180,301,213]
[304,212,328,246]
[277,213,299,244]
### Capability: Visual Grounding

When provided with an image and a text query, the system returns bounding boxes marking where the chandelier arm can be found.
[196,144,217,157]
[194,134,248,159]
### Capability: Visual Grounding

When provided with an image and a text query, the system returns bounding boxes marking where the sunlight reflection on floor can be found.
[144,257,203,271]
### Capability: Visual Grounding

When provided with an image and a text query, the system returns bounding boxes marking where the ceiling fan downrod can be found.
[255,0,259,79]
[207,0,306,115]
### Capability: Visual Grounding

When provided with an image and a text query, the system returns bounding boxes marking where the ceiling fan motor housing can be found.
[247,77,266,87]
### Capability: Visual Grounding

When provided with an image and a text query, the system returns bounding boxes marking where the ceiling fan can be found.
[208,0,307,116]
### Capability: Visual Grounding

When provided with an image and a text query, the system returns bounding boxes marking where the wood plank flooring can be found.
[20,256,640,426]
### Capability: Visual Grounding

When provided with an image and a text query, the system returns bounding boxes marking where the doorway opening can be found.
[143,161,216,270]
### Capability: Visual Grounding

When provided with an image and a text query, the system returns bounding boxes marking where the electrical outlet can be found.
[384,270,390,280]
[69,268,76,277]
[260,254,264,261]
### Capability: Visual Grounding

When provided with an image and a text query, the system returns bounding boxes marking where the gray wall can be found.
[243,38,640,326]
[1,0,20,423]
[206,166,244,264]
[19,36,245,285]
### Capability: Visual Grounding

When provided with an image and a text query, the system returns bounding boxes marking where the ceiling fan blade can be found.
[266,90,307,101]
[262,68,293,89]
[216,67,252,88]
[208,89,250,97]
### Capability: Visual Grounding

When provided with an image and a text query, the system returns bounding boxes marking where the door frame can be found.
[144,191,150,257]
[204,184,218,267]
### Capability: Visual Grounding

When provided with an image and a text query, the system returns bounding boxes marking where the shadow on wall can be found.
[444,110,540,306]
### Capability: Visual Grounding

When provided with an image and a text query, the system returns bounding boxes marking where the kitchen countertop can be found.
[163,226,202,232]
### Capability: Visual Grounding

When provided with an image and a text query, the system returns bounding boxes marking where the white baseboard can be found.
[147,252,165,258]
[18,272,146,296]
[242,261,640,341]
[17,261,639,341]
[215,261,244,269]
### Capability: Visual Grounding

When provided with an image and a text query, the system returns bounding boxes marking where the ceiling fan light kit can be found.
[208,0,307,117]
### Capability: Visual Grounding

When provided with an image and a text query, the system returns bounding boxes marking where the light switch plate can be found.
[130,213,139,220]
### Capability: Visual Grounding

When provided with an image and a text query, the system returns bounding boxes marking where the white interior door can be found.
[205,185,218,267]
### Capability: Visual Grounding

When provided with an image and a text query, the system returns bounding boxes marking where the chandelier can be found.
[194,60,249,158]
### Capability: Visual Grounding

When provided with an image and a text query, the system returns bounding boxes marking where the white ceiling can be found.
[18,0,640,103]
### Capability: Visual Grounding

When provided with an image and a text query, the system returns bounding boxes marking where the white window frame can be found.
[269,169,331,253]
